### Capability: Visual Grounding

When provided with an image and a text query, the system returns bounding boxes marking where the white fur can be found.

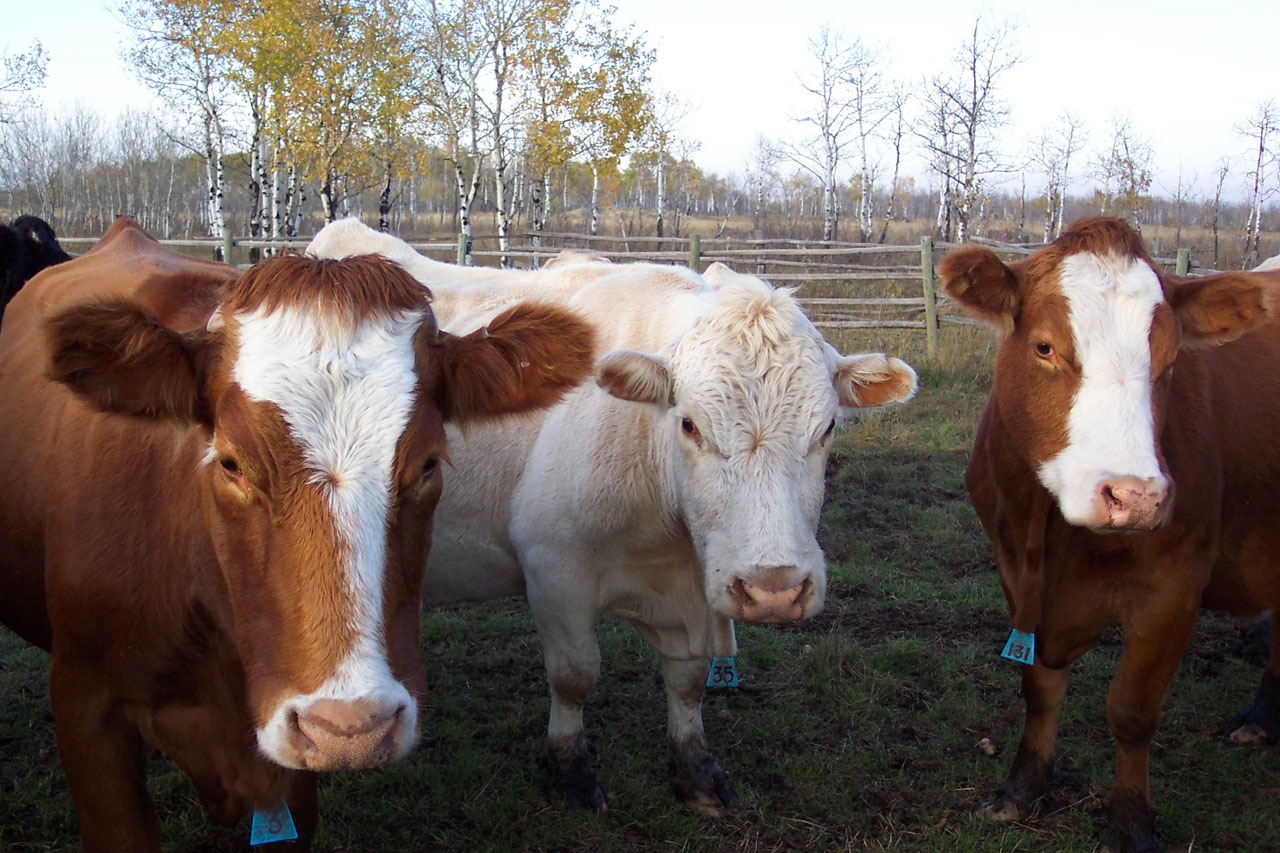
[1037,252,1167,524]
[231,300,423,765]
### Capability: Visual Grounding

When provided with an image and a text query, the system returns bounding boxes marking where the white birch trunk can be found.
[655,155,666,239]
[590,164,600,236]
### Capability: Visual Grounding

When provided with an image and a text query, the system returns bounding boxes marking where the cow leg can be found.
[659,654,736,816]
[280,771,319,850]
[981,661,1069,822]
[1099,611,1196,853]
[1226,615,1280,745]
[529,584,606,810]
[50,657,161,853]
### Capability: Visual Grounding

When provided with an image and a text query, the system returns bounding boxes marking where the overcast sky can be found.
[7,0,1279,200]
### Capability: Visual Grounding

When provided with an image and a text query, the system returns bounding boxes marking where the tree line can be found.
[1,6,1277,268]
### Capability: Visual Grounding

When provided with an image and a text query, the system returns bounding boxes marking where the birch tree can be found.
[523,4,652,244]
[841,40,890,240]
[876,86,909,243]
[122,0,238,253]
[1029,110,1086,241]
[1239,100,1277,268]
[424,0,490,264]
[1091,114,1152,231]
[1,41,48,125]
[1208,157,1231,269]
[915,15,1022,242]
[785,25,863,242]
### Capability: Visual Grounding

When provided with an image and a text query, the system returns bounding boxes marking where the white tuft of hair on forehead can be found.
[1037,251,1166,523]
[232,301,423,708]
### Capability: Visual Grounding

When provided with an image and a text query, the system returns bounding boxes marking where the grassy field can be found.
[2,324,1278,851]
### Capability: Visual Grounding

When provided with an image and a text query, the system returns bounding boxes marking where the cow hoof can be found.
[669,738,736,817]
[673,764,736,818]
[545,776,607,811]
[1102,789,1159,853]
[1100,826,1160,853]
[976,794,1026,823]
[1229,720,1278,745]
[543,738,606,811]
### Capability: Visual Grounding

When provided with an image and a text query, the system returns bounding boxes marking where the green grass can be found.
[2,326,1279,851]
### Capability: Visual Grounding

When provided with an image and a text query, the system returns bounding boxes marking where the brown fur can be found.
[430,300,597,422]
[224,253,430,324]
[947,216,1280,849]
[0,219,596,851]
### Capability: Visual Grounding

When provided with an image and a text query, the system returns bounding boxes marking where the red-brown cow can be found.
[941,216,1280,852]
[0,218,594,851]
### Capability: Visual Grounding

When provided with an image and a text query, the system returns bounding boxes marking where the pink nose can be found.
[1096,475,1170,530]
[730,568,813,623]
[286,698,408,770]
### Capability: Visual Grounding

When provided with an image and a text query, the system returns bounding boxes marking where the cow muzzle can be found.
[280,697,413,771]
[729,567,815,623]
[1091,475,1171,531]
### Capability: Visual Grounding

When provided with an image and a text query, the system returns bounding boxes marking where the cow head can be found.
[942,216,1274,532]
[45,254,594,770]
[596,264,916,622]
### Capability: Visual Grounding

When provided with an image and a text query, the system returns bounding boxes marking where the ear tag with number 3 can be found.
[706,656,739,688]
[1001,628,1035,666]
[251,801,298,846]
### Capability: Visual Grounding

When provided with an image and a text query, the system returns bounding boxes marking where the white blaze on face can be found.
[231,302,423,763]
[671,289,833,618]
[1037,252,1167,525]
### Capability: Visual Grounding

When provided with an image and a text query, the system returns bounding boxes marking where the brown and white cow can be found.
[942,216,1280,852]
[0,218,594,851]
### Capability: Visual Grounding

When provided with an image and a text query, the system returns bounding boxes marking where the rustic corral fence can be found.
[58,231,1210,358]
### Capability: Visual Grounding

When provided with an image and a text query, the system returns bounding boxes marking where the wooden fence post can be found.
[689,233,701,272]
[223,229,234,267]
[921,236,938,359]
[456,233,467,266]
[1176,248,1190,276]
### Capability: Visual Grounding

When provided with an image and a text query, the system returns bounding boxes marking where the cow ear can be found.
[45,298,214,423]
[1170,271,1275,346]
[832,351,918,409]
[939,245,1021,334]
[433,301,595,423]
[701,262,735,289]
[596,350,673,406]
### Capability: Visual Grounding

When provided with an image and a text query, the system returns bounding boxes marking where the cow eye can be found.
[219,457,241,476]
[680,417,701,441]
[422,457,439,477]
[1034,341,1054,359]
[823,418,836,440]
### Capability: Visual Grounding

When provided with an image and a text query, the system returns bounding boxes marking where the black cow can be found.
[1,215,72,323]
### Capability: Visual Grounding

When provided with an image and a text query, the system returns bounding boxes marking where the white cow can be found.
[307,219,918,813]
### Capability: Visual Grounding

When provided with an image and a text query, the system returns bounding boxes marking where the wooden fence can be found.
[57,231,1210,358]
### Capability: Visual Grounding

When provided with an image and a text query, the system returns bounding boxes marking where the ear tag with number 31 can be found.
[1001,628,1035,666]
[251,801,298,846]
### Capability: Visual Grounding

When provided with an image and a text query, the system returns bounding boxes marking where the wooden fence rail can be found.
[57,231,1212,358]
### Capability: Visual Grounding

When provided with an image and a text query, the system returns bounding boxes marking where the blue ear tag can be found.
[1001,628,1035,665]
[706,656,739,688]
[251,801,298,846]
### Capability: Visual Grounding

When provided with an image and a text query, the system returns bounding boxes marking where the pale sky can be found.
[6,0,1279,200]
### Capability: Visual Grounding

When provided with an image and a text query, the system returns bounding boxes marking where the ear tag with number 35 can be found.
[706,656,739,688]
